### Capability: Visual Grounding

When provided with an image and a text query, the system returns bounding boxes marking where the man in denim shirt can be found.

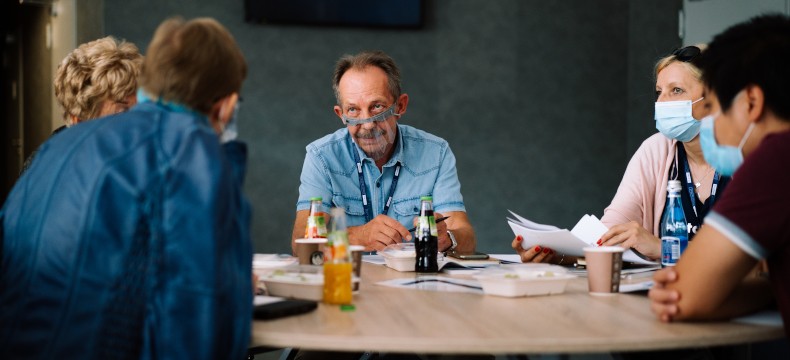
[292,50,476,253]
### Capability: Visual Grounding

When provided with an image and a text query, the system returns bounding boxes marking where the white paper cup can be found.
[295,238,327,265]
[583,246,624,296]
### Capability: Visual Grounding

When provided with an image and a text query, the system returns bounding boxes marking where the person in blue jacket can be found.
[0,17,252,359]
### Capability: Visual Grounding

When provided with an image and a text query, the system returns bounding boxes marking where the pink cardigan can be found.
[601,133,676,236]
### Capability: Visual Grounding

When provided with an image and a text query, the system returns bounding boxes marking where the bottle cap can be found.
[667,180,682,192]
[420,196,433,201]
[309,196,322,201]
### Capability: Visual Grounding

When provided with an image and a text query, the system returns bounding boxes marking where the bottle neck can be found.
[420,201,433,213]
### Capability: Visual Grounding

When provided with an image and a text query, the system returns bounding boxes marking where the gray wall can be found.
[104,0,681,255]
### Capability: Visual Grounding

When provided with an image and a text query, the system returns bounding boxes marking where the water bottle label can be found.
[661,236,681,266]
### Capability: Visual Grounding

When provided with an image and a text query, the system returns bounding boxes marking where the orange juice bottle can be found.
[323,207,352,304]
[304,197,327,238]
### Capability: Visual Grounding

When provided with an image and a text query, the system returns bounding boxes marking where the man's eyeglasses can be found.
[671,46,701,63]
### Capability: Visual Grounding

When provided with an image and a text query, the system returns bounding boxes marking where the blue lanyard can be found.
[679,146,720,220]
[351,144,401,223]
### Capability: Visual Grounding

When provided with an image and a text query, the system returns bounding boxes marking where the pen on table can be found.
[408,216,450,232]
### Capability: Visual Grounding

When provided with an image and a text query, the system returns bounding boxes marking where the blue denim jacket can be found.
[297,124,466,229]
[0,102,252,359]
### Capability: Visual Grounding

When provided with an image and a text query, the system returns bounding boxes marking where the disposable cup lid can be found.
[295,238,328,244]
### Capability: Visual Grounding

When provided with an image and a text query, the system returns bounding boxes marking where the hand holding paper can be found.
[507,210,658,265]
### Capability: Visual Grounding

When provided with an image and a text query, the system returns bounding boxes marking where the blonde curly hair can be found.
[54,36,143,125]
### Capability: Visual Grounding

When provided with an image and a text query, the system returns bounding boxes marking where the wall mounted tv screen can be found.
[245,0,424,28]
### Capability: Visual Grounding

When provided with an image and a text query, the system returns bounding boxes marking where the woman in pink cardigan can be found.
[513,46,730,264]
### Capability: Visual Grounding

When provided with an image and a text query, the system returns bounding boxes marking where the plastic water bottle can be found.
[661,180,688,267]
[415,196,439,273]
[323,207,352,305]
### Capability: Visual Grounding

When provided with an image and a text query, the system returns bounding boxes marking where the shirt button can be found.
[376,182,380,188]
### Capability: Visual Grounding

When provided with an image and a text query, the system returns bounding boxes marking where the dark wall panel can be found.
[104,0,681,254]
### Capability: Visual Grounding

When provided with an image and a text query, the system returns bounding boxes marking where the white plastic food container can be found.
[380,243,417,272]
[380,243,445,272]
[474,264,575,297]
[261,269,359,301]
[252,253,298,277]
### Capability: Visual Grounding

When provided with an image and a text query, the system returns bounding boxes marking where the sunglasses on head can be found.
[671,46,701,63]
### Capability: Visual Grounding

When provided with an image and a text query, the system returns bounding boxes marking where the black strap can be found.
[677,144,720,222]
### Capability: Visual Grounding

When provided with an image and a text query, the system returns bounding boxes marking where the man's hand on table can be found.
[349,214,412,252]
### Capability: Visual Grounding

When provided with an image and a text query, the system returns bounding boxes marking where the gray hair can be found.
[332,50,402,104]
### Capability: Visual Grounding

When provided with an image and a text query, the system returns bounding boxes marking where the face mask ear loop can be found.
[737,123,756,150]
[673,145,679,181]
[691,97,704,105]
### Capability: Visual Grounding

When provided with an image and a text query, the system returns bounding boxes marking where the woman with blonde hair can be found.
[21,36,142,174]
[514,45,730,263]
[54,36,143,126]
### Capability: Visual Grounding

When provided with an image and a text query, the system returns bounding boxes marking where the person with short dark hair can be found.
[0,17,252,358]
[649,14,790,338]
[291,50,476,254]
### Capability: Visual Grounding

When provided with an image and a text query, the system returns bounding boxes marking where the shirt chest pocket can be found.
[332,194,366,227]
[392,197,422,229]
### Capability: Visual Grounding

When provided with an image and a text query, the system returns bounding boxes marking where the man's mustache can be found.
[355,128,385,139]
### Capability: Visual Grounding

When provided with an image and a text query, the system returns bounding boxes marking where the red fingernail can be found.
[596,239,602,245]
[534,246,541,252]
[543,248,550,254]
[516,235,523,242]
[549,250,555,255]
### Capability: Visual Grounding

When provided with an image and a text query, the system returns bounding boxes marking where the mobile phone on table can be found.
[449,251,489,260]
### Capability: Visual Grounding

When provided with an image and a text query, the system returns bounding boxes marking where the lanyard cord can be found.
[351,143,401,223]
[676,144,720,221]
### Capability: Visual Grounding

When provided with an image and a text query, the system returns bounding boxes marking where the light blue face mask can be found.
[699,113,755,176]
[220,101,240,143]
[655,97,704,142]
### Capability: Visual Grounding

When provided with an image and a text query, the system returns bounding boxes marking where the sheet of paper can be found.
[508,211,659,266]
[376,276,483,294]
[507,210,561,231]
[254,295,285,306]
[570,214,608,245]
[510,220,589,256]
[619,281,653,293]
[489,254,522,263]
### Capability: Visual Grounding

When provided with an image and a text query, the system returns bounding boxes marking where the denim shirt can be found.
[297,124,466,229]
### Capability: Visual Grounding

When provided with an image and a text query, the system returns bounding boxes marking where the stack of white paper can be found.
[507,210,657,265]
